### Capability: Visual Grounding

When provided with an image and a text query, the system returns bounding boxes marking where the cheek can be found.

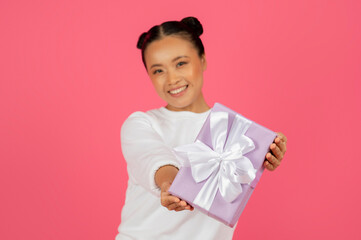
[150,78,165,93]
[189,66,204,84]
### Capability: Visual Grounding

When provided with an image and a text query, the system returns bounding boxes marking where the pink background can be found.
[1,0,360,239]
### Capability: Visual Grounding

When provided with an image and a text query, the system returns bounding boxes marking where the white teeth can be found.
[169,86,187,94]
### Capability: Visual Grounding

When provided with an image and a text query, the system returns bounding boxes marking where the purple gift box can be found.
[168,103,276,227]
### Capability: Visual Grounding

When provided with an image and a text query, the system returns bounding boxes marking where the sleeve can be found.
[120,112,181,197]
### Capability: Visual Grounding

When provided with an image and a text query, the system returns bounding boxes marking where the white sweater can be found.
[115,107,235,240]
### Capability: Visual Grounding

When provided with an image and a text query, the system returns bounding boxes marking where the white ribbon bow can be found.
[174,111,256,211]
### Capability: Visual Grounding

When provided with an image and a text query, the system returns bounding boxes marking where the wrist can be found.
[155,165,179,189]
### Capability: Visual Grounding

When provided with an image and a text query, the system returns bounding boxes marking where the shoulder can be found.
[123,108,164,125]
[121,108,166,133]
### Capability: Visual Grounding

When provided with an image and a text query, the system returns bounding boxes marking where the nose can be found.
[166,70,181,85]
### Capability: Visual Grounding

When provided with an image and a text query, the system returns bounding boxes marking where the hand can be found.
[264,132,287,171]
[160,182,194,212]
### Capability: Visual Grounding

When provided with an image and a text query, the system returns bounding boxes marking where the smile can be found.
[169,85,188,95]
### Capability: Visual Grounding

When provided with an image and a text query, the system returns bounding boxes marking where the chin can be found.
[166,102,189,110]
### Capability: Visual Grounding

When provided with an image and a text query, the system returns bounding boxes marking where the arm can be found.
[121,112,192,211]
[121,112,181,195]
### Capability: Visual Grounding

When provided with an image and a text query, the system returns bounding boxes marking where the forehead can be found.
[144,36,197,64]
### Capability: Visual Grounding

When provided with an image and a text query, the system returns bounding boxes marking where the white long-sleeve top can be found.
[115,107,235,240]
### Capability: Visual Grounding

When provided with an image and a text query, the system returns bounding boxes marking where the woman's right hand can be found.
[160,181,194,212]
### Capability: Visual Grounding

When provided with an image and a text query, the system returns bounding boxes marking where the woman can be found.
[115,17,287,240]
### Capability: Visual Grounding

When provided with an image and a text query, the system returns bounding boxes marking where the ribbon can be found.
[174,111,256,211]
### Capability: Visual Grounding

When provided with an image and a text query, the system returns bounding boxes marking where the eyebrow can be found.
[150,56,190,69]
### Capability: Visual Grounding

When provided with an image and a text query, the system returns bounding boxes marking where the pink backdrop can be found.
[1,0,360,239]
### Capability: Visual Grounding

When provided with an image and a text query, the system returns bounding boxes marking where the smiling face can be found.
[144,35,209,112]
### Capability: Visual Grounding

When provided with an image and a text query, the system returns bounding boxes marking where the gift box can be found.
[168,103,277,227]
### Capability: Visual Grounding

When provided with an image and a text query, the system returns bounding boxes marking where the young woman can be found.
[115,17,287,240]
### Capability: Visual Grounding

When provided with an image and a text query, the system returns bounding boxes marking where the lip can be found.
[168,85,189,97]
[168,85,187,92]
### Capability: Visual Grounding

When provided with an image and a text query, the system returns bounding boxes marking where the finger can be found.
[167,202,181,211]
[179,200,188,207]
[178,200,194,211]
[175,206,187,212]
[185,205,194,211]
[161,195,180,207]
[169,200,190,211]
[175,204,194,212]
[264,159,275,171]
[266,152,280,166]
[175,205,193,212]
[276,132,287,144]
[265,152,280,169]
[275,137,287,154]
[270,143,284,161]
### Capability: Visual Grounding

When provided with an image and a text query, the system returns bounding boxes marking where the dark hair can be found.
[137,17,205,68]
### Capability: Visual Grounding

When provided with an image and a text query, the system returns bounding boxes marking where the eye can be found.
[153,69,163,75]
[176,61,187,67]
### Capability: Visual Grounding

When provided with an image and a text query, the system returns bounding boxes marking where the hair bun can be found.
[137,32,147,49]
[180,17,203,37]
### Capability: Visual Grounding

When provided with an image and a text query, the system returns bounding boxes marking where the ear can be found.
[201,54,207,71]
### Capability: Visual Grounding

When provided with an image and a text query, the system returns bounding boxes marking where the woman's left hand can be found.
[264,132,287,171]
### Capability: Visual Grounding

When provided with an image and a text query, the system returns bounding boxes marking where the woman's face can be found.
[144,35,208,112]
